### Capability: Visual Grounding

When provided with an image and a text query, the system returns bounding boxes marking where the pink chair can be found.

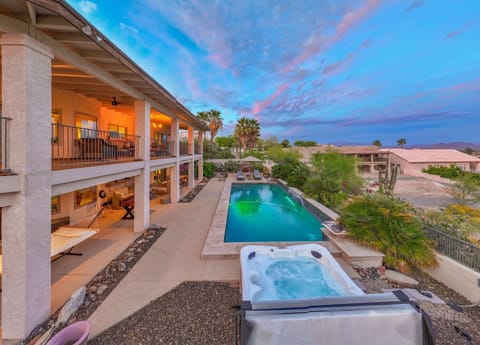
[46,320,91,345]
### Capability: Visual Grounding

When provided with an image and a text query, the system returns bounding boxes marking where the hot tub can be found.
[239,244,427,345]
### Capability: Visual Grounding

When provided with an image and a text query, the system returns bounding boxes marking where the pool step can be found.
[324,232,384,268]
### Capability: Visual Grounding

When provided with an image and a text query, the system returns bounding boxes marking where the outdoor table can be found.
[120,195,134,219]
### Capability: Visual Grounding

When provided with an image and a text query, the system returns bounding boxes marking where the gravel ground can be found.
[356,268,480,345]
[89,281,240,345]
[89,271,480,345]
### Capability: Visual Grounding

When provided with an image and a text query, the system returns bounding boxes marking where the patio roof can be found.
[383,148,480,163]
[0,0,208,131]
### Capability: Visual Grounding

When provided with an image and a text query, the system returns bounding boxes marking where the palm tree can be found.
[397,138,407,147]
[372,139,382,147]
[234,117,261,152]
[197,109,223,142]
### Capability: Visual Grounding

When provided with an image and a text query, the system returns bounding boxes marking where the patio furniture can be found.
[51,227,99,259]
[112,187,134,209]
[217,172,228,181]
[237,170,245,180]
[78,138,118,160]
[46,320,91,345]
[120,195,135,219]
[253,170,262,180]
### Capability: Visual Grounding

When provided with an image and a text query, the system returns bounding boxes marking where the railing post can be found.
[1,117,12,174]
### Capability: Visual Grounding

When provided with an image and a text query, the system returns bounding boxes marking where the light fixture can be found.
[82,25,92,35]
[111,97,119,106]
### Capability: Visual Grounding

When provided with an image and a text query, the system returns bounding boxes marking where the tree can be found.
[197,109,223,142]
[397,138,407,147]
[303,150,364,209]
[234,117,260,152]
[372,139,382,147]
[463,147,475,155]
[215,135,235,148]
[281,139,290,148]
[294,140,317,147]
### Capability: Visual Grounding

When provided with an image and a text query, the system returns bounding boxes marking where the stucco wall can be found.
[52,88,101,126]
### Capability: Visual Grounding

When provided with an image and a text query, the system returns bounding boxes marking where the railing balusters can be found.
[424,225,480,272]
[51,124,141,169]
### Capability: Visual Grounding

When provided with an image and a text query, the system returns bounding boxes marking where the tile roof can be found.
[382,149,480,163]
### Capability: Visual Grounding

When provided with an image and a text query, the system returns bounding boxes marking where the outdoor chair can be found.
[236,170,245,180]
[253,170,262,180]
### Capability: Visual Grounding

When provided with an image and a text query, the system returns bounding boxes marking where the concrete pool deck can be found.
[87,175,376,338]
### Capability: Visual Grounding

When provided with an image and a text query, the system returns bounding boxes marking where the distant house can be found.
[383,149,480,174]
[296,145,390,174]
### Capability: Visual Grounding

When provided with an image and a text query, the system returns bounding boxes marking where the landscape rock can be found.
[384,269,419,287]
[97,284,108,295]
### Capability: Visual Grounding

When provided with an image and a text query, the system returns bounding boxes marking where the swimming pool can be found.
[224,183,323,242]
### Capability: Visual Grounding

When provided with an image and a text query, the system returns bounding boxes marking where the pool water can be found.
[256,257,345,301]
[224,184,323,242]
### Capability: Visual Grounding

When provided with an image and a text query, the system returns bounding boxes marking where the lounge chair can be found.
[253,169,262,180]
[236,170,245,180]
[51,227,99,258]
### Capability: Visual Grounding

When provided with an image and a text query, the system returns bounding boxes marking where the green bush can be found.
[271,156,310,190]
[422,165,480,185]
[303,151,364,210]
[339,194,437,272]
[203,162,215,178]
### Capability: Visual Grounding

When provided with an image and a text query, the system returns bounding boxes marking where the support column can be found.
[1,34,53,339]
[133,100,150,233]
[198,131,204,181]
[187,127,194,188]
[170,117,180,203]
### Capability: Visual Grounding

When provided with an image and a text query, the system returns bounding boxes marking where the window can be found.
[51,110,62,144]
[75,113,97,138]
[109,124,127,139]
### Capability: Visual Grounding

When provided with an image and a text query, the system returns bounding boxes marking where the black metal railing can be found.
[150,141,174,159]
[424,225,480,272]
[0,117,13,174]
[179,141,191,156]
[51,124,140,169]
[194,143,201,155]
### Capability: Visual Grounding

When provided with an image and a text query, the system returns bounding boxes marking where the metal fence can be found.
[424,225,480,272]
[51,124,141,169]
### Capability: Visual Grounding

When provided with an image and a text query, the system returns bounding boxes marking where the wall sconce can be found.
[152,122,163,128]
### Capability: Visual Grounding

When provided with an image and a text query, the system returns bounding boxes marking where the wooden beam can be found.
[36,15,76,31]
[26,2,37,25]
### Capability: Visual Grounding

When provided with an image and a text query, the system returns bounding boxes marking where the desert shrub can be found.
[271,155,310,189]
[303,151,364,210]
[422,204,480,245]
[339,194,437,272]
[203,162,215,178]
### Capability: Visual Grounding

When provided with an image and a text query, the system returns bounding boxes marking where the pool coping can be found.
[201,178,340,259]
[201,178,384,269]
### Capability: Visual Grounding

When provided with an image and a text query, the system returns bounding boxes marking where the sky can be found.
[66,0,480,146]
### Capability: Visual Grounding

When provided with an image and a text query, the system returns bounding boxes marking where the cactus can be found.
[378,164,398,196]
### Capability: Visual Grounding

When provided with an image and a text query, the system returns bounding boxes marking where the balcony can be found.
[179,141,191,156]
[52,124,141,170]
[150,141,174,159]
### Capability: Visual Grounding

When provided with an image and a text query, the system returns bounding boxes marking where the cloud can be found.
[444,21,474,40]
[283,0,381,73]
[252,84,289,115]
[404,0,425,13]
[77,0,97,15]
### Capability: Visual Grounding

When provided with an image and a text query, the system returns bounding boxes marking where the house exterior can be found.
[0,0,208,339]
[384,149,480,175]
[296,145,390,173]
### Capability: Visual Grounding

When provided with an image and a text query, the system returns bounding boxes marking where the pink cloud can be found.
[333,0,381,43]
[252,84,289,115]
[283,0,381,73]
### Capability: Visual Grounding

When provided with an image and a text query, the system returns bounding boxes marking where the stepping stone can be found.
[384,269,419,287]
